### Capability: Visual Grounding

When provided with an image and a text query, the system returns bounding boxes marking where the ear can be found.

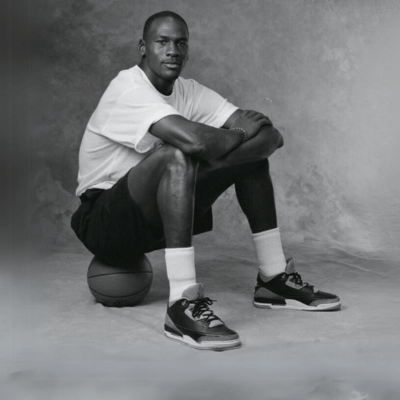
[138,39,146,56]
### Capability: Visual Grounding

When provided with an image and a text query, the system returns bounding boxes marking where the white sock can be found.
[251,228,286,280]
[165,247,197,302]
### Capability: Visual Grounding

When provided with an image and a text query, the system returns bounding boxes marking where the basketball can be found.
[87,254,153,307]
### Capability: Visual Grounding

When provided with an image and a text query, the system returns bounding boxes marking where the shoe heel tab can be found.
[285,258,296,273]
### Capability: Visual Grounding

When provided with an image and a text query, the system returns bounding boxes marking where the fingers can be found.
[254,119,269,134]
[243,110,273,125]
[230,110,274,141]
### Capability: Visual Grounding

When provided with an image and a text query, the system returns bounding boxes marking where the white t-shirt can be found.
[76,65,238,196]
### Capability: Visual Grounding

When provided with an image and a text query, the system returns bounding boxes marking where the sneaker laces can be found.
[287,272,318,292]
[189,297,221,323]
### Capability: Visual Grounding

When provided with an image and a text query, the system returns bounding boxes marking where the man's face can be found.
[139,17,189,92]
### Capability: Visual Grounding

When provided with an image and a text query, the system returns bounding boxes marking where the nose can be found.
[166,42,179,57]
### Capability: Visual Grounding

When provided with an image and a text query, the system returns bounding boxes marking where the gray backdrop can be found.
[7,0,400,258]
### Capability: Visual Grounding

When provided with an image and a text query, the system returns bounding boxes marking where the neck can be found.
[139,60,175,96]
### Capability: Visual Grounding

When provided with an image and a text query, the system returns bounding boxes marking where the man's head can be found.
[138,11,189,94]
[142,11,189,41]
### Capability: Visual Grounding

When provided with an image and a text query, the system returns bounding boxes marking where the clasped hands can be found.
[230,110,273,141]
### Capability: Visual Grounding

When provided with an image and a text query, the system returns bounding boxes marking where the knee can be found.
[161,145,199,176]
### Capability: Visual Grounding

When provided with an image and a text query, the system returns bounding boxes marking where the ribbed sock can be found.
[165,247,197,302]
[251,228,286,281]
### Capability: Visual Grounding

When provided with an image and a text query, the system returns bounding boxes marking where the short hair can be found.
[142,11,189,40]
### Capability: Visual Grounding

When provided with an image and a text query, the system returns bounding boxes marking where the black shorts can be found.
[71,170,213,265]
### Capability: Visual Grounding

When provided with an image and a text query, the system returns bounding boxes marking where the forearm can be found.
[204,125,284,170]
[190,123,245,159]
[149,115,244,160]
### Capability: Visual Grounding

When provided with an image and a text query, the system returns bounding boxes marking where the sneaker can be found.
[164,283,241,351]
[254,258,341,311]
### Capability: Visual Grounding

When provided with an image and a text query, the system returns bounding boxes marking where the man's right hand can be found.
[229,110,273,140]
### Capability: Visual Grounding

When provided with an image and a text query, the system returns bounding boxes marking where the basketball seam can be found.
[88,280,152,298]
[88,271,152,278]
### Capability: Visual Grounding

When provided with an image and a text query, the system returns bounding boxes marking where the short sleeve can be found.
[189,81,238,128]
[102,86,181,153]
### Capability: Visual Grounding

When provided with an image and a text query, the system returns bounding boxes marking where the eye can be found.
[178,42,187,48]
[157,40,167,45]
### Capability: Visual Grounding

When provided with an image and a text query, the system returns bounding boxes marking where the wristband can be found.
[231,127,248,143]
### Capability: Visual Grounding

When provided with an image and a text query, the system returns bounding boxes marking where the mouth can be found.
[163,61,181,69]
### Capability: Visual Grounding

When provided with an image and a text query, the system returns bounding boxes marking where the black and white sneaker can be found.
[164,283,241,351]
[254,258,341,311]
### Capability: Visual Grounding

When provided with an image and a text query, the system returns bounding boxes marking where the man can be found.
[71,11,340,351]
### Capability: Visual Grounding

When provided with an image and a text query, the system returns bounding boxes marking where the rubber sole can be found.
[253,298,341,311]
[164,330,242,351]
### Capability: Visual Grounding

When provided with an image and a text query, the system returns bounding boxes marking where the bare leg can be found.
[234,159,277,233]
[127,144,277,245]
[127,144,198,248]
[196,158,286,284]
[195,159,277,234]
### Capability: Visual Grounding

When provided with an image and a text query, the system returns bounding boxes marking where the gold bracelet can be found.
[231,127,248,143]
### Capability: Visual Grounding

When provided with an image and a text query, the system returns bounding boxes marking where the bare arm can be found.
[148,112,270,160]
[200,109,284,170]
[219,124,283,164]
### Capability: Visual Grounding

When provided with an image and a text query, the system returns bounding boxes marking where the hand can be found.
[230,110,273,140]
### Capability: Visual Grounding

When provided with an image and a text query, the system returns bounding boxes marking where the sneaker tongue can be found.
[181,283,204,301]
[182,284,224,327]
[285,258,296,274]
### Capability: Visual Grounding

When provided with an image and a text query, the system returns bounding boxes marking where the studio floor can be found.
[1,237,399,400]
